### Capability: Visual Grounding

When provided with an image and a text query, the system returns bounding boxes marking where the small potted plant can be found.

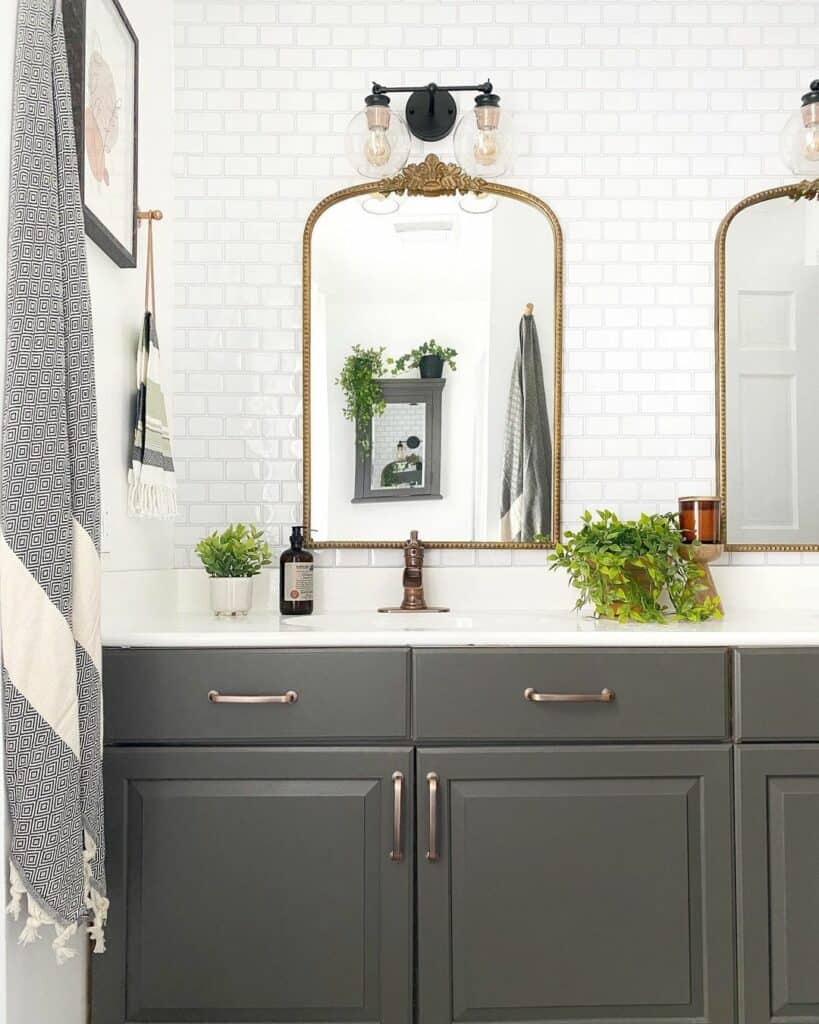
[547,509,722,623]
[389,339,457,379]
[336,345,388,450]
[195,523,272,617]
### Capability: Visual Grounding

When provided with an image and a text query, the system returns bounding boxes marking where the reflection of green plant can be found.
[336,345,387,450]
[195,523,272,578]
[389,339,458,374]
[545,509,722,624]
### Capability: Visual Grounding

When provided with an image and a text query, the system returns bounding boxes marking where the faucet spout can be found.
[378,530,449,613]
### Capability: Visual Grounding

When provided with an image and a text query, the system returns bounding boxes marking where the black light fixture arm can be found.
[367,80,496,143]
[371,80,493,96]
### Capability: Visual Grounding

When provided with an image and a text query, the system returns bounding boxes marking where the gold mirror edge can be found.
[301,159,563,551]
[308,541,556,550]
[725,544,819,553]
[714,181,819,552]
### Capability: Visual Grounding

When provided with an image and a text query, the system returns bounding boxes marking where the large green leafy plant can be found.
[195,523,272,578]
[336,345,388,450]
[548,510,722,623]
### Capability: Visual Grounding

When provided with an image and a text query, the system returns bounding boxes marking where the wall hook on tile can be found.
[137,209,164,227]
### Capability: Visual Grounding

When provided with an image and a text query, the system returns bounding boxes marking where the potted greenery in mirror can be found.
[389,339,457,379]
[547,509,722,623]
[195,523,272,617]
[337,345,388,450]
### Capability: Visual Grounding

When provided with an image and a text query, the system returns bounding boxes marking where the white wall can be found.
[172,0,819,568]
[1,1,175,1020]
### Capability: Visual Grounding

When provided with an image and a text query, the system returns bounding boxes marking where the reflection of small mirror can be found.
[717,185,819,549]
[304,159,563,549]
[354,380,444,502]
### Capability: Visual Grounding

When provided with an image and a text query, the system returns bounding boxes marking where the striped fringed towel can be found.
[1,0,108,962]
[127,215,178,518]
[499,308,553,542]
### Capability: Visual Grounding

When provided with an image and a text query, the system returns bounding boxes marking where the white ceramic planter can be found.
[209,576,254,617]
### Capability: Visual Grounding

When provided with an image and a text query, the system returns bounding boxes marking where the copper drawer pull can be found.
[207,690,298,704]
[524,687,615,703]
[390,772,404,862]
[426,772,439,862]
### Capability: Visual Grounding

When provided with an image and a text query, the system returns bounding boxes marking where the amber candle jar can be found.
[678,497,721,544]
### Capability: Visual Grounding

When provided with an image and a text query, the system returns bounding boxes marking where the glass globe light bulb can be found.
[344,96,410,180]
[803,121,819,162]
[364,124,391,168]
[473,126,499,167]
[780,80,819,174]
[453,94,517,179]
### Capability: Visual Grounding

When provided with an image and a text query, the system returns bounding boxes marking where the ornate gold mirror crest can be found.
[715,177,819,550]
[302,155,564,548]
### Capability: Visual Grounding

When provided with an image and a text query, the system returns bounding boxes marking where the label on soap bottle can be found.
[284,563,313,602]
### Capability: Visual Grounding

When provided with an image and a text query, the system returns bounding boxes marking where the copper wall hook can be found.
[137,209,164,226]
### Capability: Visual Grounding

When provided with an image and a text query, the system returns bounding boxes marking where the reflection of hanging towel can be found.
[128,218,178,518]
[500,311,553,541]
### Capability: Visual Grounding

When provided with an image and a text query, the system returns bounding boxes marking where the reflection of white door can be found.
[727,265,819,544]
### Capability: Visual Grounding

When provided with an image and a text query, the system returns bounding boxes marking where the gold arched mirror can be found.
[716,179,819,549]
[302,155,563,549]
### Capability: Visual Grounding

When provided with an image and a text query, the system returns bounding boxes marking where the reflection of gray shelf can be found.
[353,378,446,503]
[376,378,446,398]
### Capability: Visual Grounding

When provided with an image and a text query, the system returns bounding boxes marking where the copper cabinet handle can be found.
[207,690,298,704]
[524,687,615,703]
[390,771,404,862]
[426,772,440,862]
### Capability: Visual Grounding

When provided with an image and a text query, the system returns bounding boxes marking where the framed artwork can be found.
[63,0,139,268]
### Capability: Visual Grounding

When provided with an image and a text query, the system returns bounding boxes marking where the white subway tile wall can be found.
[172,0,819,567]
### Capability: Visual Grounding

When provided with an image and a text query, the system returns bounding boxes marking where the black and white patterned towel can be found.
[1,0,108,962]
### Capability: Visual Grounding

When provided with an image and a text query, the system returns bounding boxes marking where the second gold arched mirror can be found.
[716,179,819,549]
[303,155,563,548]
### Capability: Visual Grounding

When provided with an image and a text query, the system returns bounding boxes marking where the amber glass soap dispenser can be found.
[279,526,314,616]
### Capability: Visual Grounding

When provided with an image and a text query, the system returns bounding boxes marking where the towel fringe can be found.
[127,472,178,520]
[7,832,109,963]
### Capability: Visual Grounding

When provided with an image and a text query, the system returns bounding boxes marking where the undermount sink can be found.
[280,611,571,632]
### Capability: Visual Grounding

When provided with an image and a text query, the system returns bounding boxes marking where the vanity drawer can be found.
[413,647,729,742]
[735,648,819,740]
[102,648,410,744]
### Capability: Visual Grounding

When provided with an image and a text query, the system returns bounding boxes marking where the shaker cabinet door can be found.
[736,745,819,1024]
[93,747,413,1024]
[416,746,735,1024]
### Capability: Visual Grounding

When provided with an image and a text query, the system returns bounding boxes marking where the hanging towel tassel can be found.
[7,833,109,963]
[83,830,110,953]
[128,215,178,520]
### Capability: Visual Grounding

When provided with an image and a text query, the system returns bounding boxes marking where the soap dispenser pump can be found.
[279,526,314,616]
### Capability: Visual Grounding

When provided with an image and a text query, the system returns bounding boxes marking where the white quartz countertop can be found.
[102,607,819,648]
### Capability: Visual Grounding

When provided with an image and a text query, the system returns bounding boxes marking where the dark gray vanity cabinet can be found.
[736,746,819,1024]
[95,746,413,1024]
[734,649,819,1024]
[416,746,735,1024]
[95,645,743,1024]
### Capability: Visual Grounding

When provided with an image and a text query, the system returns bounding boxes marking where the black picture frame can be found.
[63,0,139,268]
[353,379,445,503]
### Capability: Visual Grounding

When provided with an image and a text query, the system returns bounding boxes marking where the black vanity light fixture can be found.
[780,78,819,174]
[344,79,517,180]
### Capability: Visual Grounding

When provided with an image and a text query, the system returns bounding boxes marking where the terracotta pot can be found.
[209,576,254,617]
[599,563,652,619]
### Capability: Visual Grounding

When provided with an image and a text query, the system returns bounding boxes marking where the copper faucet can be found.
[378,531,449,613]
